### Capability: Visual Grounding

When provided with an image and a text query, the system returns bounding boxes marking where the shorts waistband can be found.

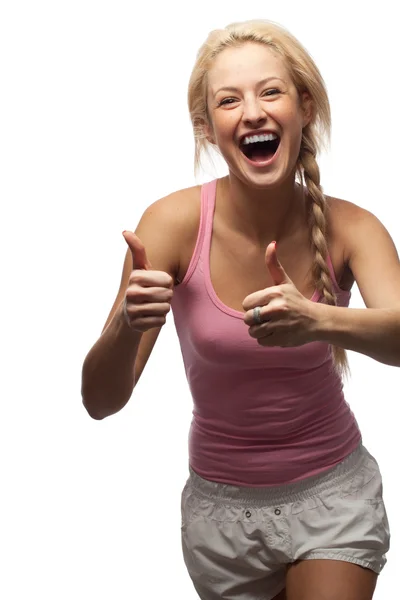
[187,442,368,507]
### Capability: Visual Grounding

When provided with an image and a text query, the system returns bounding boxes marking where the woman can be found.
[81,20,397,600]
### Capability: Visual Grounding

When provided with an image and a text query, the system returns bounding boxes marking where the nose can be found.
[242,97,267,126]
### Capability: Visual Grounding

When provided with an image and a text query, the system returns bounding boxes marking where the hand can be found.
[122,231,174,333]
[242,242,318,347]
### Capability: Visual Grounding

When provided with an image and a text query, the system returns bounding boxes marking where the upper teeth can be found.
[242,133,278,145]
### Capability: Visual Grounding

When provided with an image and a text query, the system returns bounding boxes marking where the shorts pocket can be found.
[181,487,203,531]
[362,496,391,559]
[339,455,381,500]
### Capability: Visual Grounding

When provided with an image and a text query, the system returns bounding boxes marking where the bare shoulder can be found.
[135,183,201,280]
[142,184,200,220]
[140,184,200,244]
[325,194,400,308]
[326,194,368,224]
[326,194,373,221]
[325,195,381,263]
[326,193,399,262]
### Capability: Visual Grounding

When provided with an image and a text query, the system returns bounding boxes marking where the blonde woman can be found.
[81,20,397,600]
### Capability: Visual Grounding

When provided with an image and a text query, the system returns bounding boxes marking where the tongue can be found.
[250,146,275,162]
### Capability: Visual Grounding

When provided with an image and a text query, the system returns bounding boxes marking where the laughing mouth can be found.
[239,132,280,162]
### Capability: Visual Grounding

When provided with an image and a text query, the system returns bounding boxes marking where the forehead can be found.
[207,42,290,91]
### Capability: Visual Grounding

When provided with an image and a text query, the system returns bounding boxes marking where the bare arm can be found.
[81,193,183,419]
[313,203,400,366]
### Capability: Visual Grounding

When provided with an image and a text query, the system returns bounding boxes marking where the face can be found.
[205,42,312,189]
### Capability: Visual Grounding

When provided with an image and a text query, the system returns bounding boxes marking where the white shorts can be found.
[181,442,390,600]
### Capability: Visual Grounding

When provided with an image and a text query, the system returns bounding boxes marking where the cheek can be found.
[280,102,302,125]
[214,112,236,135]
[280,107,304,148]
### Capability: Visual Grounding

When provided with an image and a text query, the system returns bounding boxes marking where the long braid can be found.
[299,132,350,379]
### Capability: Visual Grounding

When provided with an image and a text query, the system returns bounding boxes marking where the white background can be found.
[1,1,399,598]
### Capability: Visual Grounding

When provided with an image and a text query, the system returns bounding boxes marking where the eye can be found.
[263,88,280,97]
[218,97,237,106]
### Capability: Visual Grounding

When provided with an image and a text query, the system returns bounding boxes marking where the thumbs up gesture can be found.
[122,231,174,332]
[242,242,318,347]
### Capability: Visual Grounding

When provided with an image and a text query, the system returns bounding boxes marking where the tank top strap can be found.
[200,179,217,265]
[326,252,342,292]
[178,179,217,286]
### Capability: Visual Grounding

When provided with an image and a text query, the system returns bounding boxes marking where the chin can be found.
[232,166,289,191]
[226,145,295,190]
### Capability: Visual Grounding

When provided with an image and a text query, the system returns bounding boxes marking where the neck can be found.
[217,173,307,247]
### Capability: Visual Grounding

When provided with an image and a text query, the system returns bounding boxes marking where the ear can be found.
[202,118,216,145]
[300,92,313,128]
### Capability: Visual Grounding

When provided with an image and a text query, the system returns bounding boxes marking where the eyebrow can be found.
[214,77,286,96]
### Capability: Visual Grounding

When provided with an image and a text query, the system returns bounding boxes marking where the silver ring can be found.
[253,306,263,324]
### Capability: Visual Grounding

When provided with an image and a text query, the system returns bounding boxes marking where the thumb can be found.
[122,230,153,270]
[265,241,291,285]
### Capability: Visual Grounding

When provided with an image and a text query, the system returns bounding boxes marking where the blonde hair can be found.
[188,19,349,379]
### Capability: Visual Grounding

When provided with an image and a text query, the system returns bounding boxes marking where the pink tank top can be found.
[171,179,362,486]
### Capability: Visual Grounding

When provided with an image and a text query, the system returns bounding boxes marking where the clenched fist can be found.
[122,231,174,333]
